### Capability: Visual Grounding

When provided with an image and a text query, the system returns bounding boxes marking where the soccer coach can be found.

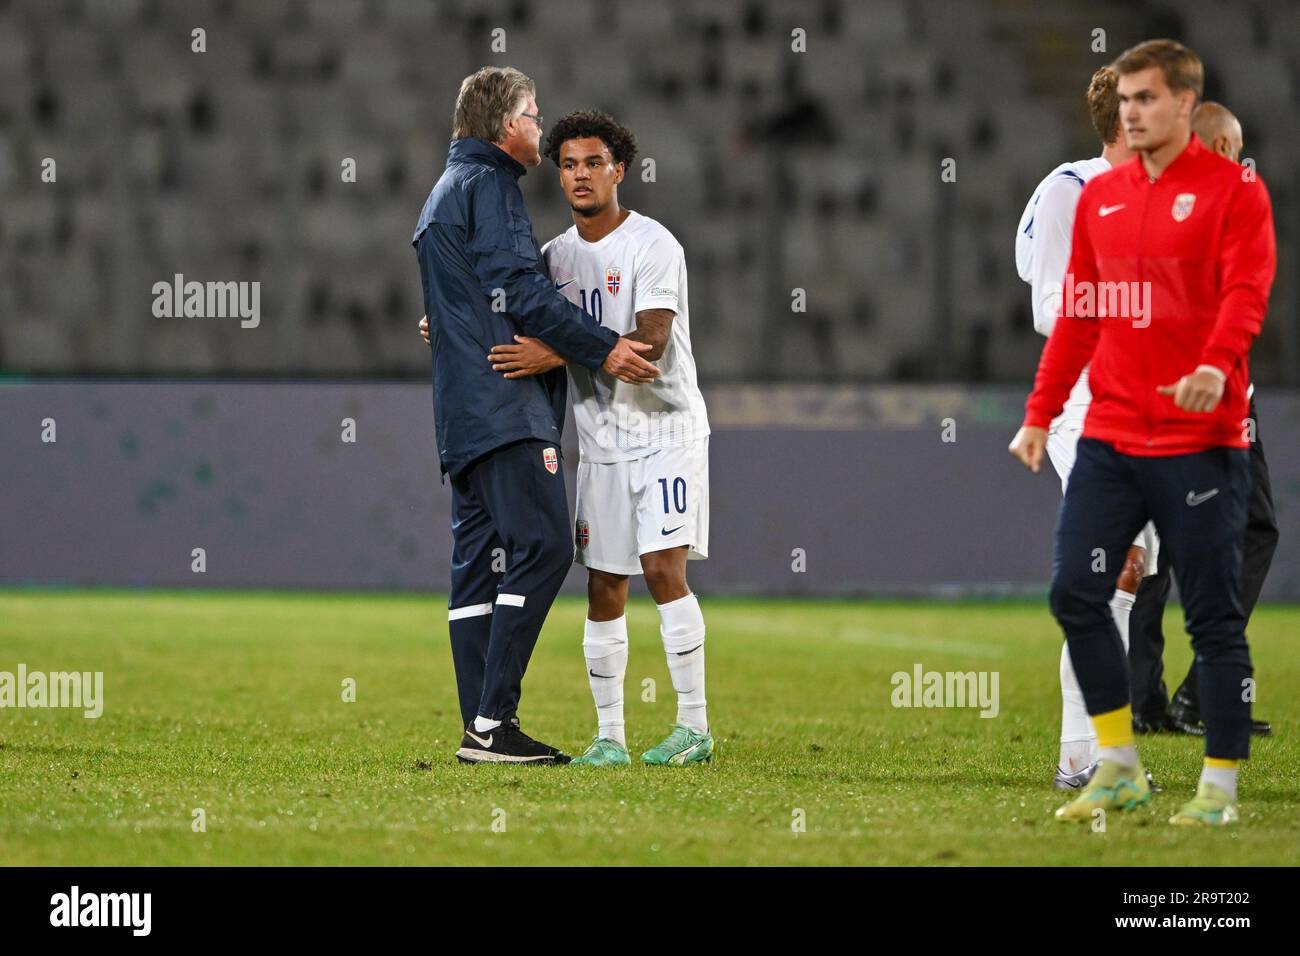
[1009,40,1276,826]
[413,66,659,764]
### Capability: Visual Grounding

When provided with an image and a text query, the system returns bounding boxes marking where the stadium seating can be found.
[0,0,1295,383]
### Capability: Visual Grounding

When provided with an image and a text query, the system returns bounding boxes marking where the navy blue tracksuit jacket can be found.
[412,137,619,480]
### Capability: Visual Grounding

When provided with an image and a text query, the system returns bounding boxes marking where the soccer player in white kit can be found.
[1014,66,1159,790]
[487,110,714,767]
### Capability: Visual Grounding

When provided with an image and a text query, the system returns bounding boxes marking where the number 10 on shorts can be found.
[658,477,687,514]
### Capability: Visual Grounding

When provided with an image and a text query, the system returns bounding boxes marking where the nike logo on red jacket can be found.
[1024,134,1276,455]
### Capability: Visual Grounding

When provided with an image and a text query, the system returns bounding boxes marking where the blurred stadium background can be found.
[1,0,1298,597]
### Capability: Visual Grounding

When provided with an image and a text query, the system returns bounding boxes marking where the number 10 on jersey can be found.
[579,288,603,326]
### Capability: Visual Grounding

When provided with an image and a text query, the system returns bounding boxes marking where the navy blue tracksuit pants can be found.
[1128,398,1278,719]
[1049,437,1253,760]
[446,439,573,729]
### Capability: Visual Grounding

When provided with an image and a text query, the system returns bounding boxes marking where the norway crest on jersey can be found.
[543,447,558,474]
[575,519,589,548]
[605,266,621,296]
[1172,193,1196,222]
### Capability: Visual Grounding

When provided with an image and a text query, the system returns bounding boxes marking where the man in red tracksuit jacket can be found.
[1008,40,1276,827]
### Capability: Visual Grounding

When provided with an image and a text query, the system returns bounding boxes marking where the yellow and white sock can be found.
[1200,758,1239,801]
[1058,594,1132,773]
[1093,705,1138,767]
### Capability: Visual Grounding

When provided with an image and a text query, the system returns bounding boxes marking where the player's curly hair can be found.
[1086,65,1121,146]
[543,109,638,168]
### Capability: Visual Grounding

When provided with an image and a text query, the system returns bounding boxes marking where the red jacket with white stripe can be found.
[1023,134,1276,455]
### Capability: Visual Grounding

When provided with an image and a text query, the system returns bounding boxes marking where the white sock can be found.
[658,592,707,732]
[1058,594,1136,772]
[1099,744,1139,767]
[583,616,628,746]
[473,715,502,733]
[1083,591,1138,770]
[1109,588,1134,652]
[1059,642,1098,771]
[1200,764,1238,801]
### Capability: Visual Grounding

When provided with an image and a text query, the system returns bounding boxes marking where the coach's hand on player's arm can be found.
[419,314,430,346]
[602,337,659,385]
[489,335,568,378]
[1156,367,1225,413]
[1008,426,1049,473]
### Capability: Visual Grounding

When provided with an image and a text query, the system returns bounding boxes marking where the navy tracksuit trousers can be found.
[1049,437,1254,760]
[445,439,573,729]
[1127,398,1278,720]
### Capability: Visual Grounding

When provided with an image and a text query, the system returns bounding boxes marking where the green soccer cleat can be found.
[1169,782,1239,827]
[569,736,631,767]
[1054,759,1151,822]
[641,724,714,766]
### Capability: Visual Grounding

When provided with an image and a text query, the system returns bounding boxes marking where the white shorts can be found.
[574,438,710,576]
[1047,370,1160,575]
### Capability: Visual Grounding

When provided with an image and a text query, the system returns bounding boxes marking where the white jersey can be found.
[1015,157,1111,426]
[1017,156,1160,575]
[542,210,710,464]
[1015,157,1111,337]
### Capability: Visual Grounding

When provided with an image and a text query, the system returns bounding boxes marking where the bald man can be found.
[1127,102,1278,738]
[1192,101,1243,161]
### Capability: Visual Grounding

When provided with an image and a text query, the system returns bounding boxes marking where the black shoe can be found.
[1167,686,1205,735]
[1169,714,1272,736]
[1168,695,1272,737]
[1133,712,1176,734]
[1168,714,1207,736]
[455,722,571,764]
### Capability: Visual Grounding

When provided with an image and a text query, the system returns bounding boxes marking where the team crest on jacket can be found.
[605,266,621,296]
[543,447,558,474]
[1172,193,1196,222]
[575,519,589,548]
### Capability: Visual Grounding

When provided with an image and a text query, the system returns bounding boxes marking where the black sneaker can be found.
[1167,685,1206,735]
[1168,691,1271,737]
[1133,712,1176,734]
[455,723,571,764]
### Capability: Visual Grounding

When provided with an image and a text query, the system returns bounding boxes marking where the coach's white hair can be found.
[452,66,535,144]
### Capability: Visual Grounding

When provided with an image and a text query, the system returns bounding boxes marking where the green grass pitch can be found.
[1,590,1296,866]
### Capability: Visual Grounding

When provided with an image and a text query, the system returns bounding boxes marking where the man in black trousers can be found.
[413,66,659,763]
[1130,391,1277,736]
[1128,102,1277,738]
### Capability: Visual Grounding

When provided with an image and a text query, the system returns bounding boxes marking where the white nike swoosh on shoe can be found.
[466,731,493,747]
[669,740,707,765]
